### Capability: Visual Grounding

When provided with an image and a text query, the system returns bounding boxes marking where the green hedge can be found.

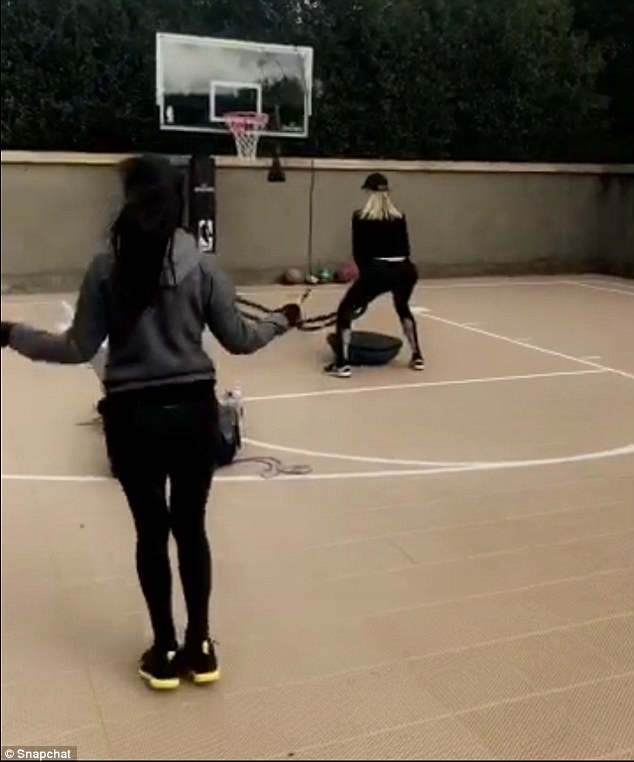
[2,0,632,161]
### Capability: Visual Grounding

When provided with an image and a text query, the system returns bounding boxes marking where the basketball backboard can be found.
[156,33,313,139]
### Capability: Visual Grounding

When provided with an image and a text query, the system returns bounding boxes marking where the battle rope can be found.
[230,456,312,478]
[235,293,367,331]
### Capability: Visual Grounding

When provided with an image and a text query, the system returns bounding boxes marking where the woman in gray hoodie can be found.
[0,155,301,690]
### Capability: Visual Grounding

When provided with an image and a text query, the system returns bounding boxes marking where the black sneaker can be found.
[178,639,221,685]
[409,354,425,371]
[138,646,180,691]
[324,362,352,378]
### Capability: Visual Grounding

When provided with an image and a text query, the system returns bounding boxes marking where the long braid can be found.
[110,156,181,336]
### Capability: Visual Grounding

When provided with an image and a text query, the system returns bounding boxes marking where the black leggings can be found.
[102,382,217,650]
[333,260,423,365]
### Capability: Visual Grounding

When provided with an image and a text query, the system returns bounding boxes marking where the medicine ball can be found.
[318,267,334,284]
[327,331,403,366]
[336,261,359,283]
[282,267,304,285]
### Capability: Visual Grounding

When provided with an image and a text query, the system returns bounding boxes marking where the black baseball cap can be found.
[361,172,389,191]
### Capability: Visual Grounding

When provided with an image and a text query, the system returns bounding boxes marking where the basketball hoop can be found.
[224,112,269,161]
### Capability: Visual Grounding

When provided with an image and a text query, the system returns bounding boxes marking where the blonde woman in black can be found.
[325,172,424,378]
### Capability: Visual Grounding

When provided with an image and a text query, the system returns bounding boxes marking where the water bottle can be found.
[223,382,245,437]
[232,382,244,430]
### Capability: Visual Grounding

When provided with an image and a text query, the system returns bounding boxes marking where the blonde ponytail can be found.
[358,191,403,221]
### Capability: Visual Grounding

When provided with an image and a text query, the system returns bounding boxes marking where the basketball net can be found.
[224,112,269,161]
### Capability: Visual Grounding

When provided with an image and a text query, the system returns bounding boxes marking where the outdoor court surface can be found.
[1,274,633,761]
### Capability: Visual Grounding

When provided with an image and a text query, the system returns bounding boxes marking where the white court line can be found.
[244,438,473,468]
[422,313,634,381]
[243,438,634,470]
[564,280,634,297]
[244,369,606,403]
[4,441,633,485]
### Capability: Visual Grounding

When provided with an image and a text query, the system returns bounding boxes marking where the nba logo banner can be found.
[188,155,217,255]
[198,219,214,253]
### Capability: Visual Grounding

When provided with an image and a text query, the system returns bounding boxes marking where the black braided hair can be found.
[110,155,182,331]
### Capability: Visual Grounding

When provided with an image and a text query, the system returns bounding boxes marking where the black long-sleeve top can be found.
[351,212,411,269]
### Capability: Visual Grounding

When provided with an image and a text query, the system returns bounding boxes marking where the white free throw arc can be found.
[244,437,634,471]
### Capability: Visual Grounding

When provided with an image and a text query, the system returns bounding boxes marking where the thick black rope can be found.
[236,294,366,331]
[230,456,312,478]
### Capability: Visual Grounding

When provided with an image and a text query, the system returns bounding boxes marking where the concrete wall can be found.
[1,157,122,292]
[596,174,634,279]
[2,152,632,291]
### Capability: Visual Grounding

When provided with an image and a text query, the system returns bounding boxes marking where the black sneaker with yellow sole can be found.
[138,646,180,691]
[177,639,221,685]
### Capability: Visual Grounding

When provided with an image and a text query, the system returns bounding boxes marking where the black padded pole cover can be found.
[188,154,216,254]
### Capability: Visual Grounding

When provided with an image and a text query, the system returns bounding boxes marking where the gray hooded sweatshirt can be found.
[9,230,289,393]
